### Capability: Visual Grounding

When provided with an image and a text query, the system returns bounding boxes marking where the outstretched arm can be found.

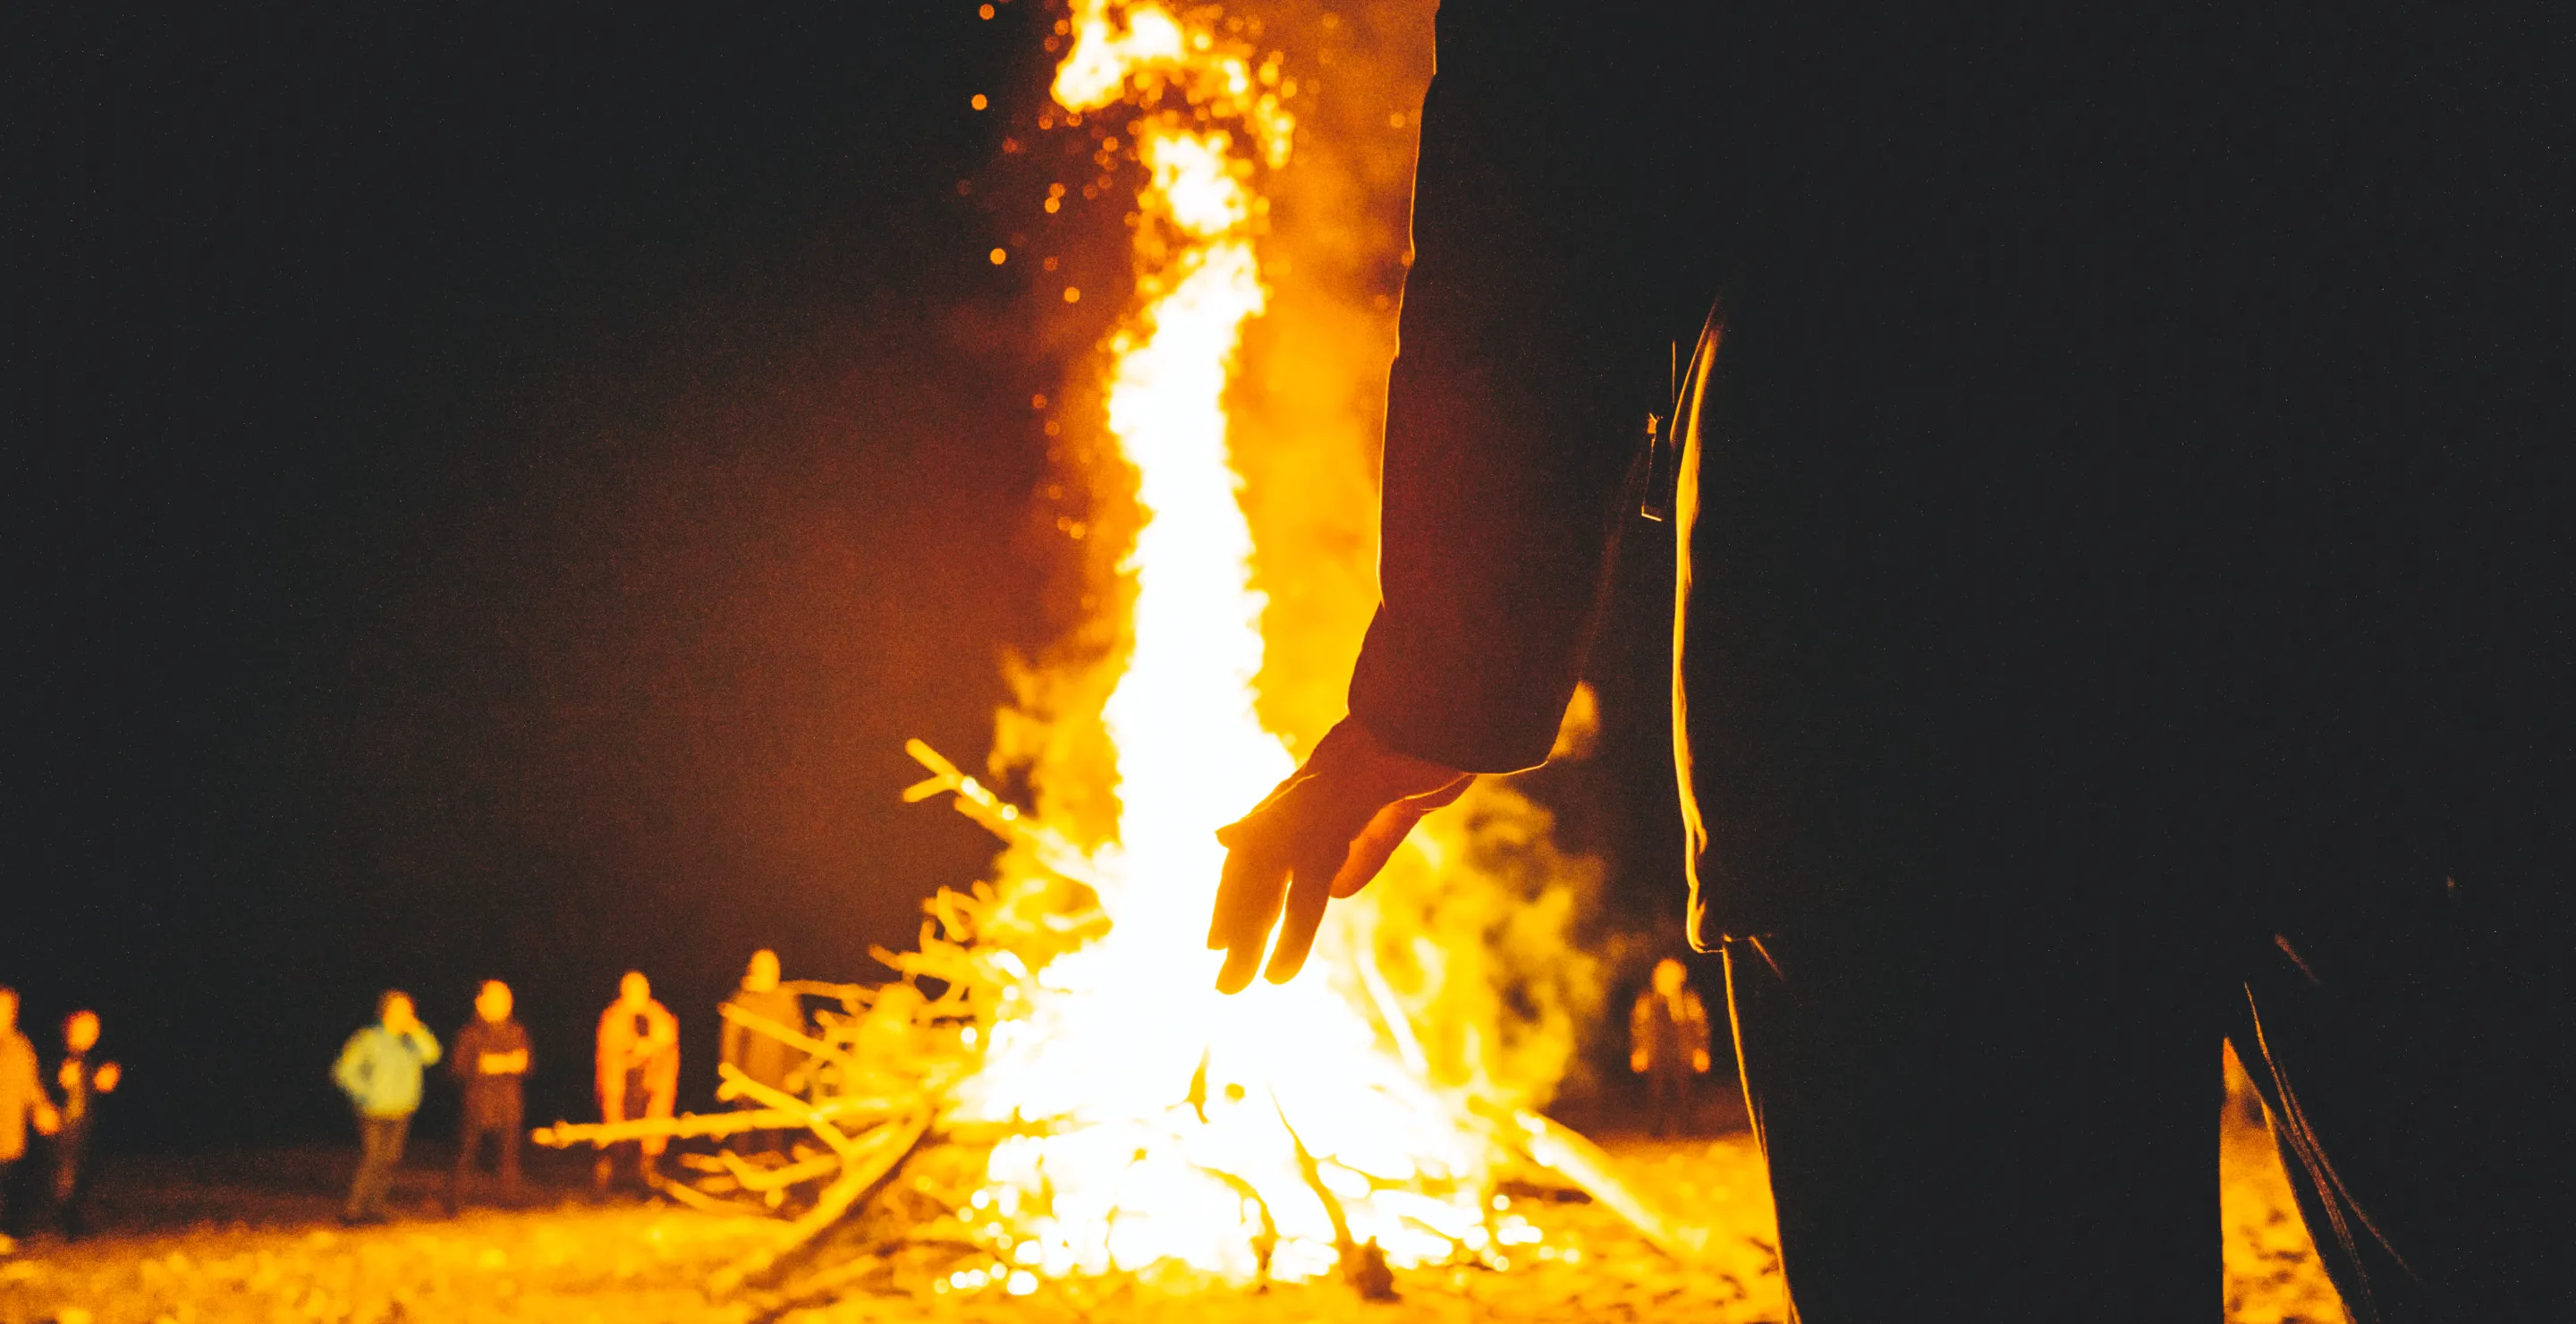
[1208,10,1640,993]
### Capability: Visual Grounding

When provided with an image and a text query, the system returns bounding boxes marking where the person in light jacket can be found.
[332,989,440,1224]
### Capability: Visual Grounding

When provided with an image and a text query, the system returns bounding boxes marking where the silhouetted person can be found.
[448,980,530,1210]
[1208,8,2571,1321]
[0,987,62,1250]
[719,949,801,1154]
[1629,959,1711,1138]
[332,989,439,1224]
[593,971,676,1192]
[50,1010,117,1239]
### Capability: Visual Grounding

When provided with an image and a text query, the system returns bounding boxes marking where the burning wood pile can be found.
[532,735,1683,1309]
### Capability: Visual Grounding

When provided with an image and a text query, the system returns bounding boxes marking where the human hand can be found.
[1208,718,1471,993]
[1630,1049,1650,1074]
[1692,1048,1713,1074]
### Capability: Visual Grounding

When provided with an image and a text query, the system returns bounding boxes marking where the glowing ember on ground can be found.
[0,1119,2342,1321]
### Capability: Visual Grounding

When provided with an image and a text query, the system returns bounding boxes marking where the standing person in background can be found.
[593,972,677,1193]
[0,988,62,1252]
[332,990,440,1224]
[1629,958,1713,1138]
[51,1010,119,1239]
[718,950,802,1154]
[448,980,530,1211]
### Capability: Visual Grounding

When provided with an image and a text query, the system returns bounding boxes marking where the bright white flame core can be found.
[953,0,1502,1284]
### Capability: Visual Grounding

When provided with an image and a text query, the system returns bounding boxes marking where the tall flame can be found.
[948,0,1511,1286]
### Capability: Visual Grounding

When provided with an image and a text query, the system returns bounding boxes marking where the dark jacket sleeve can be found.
[1346,6,1652,773]
[449,1023,479,1082]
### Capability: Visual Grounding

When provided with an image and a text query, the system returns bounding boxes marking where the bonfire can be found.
[538,0,1674,1303]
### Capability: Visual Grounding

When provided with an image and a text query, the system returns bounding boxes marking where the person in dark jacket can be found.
[49,1010,117,1239]
[1628,959,1711,1138]
[1210,7,2572,1321]
[448,980,530,1209]
[593,972,677,1192]
[718,950,802,1155]
[332,990,440,1224]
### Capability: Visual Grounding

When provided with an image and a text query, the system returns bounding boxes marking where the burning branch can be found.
[1484,1105,1707,1261]
[902,738,1105,890]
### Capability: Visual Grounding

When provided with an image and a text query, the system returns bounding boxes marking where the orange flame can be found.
[946,0,1516,1286]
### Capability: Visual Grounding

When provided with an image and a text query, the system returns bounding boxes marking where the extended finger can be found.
[1210,833,1292,995]
[1261,833,1350,984]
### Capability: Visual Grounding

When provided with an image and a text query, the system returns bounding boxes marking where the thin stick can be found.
[708,1108,931,1295]
[532,1109,809,1148]
[717,1149,846,1194]
[718,1002,866,1077]
[902,738,1104,887]
[719,1065,863,1158]
[646,1168,777,1219]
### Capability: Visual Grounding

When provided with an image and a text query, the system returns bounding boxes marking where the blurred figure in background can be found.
[718,949,802,1154]
[593,971,677,1192]
[1630,958,1713,1138]
[332,990,440,1224]
[0,987,62,1251]
[51,1010,118,1239]
[448,980,530,1210]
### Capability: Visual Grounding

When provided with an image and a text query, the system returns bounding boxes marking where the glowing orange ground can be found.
[0,1117,2340,1324]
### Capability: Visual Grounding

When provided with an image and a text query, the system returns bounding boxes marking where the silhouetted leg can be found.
[495,1100,523,1204]
[1649,1067,1690,1138]
[1725,902,2217,1324]
[2233,874,2576,1323]
[51,1129,91,1239]
[348,1116,406,1219]
[450,1121,477,1212]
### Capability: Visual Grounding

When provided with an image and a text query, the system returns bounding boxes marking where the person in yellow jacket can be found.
[593,971,677,1192]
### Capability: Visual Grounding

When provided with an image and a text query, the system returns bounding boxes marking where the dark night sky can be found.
[2,3,1690,1150]
[1,3,1075,1147]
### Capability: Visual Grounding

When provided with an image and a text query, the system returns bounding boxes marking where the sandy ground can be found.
[1,1114,2342,1324]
